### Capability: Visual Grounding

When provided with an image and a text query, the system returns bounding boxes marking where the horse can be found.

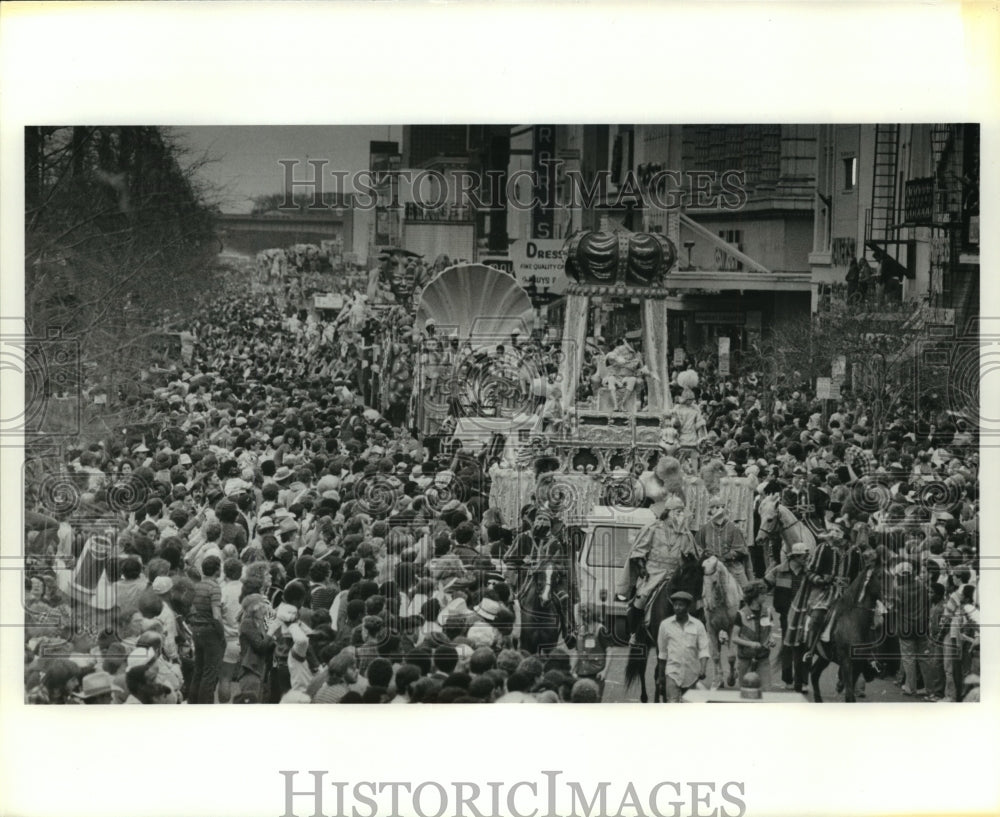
[807,565,893,702]
[756,494,817,564]
[517,557,572,655]
[624,555,705,703]
[701,556,743,688]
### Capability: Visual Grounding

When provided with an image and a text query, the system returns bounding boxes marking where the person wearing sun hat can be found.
[72,670,123,704]
[616,494,699,645]
[472,596,502,624]
[696,494,749,589]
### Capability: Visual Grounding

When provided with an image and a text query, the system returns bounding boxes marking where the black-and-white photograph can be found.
[4,5,999,817]
[19,122,981,706]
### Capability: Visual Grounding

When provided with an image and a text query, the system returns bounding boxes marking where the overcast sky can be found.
[173,125,403,213]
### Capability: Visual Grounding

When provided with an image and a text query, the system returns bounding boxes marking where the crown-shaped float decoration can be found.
[563,223,677,291]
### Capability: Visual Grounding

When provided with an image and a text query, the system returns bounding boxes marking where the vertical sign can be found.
[375,206,391,245]
[832,355,847,393]
[532,126,556,239]
[718,337,731,376]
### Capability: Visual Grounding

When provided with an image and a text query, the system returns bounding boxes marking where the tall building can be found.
[368,126,512,264]
[518,125,816,363]
[401,126,469,169]
[809,123,979,332]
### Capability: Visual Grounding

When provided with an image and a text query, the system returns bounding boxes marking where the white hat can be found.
[126,647,157,670]
[151,576,174,595]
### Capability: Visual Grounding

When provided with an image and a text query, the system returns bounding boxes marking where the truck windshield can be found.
[586,526,639,567]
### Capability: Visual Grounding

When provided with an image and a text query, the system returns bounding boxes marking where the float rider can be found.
[615,495,700,645]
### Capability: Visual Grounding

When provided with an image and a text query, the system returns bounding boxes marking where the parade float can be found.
[486,227,756,544]
[411,263,540,443]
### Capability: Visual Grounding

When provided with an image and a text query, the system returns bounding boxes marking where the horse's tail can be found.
[624,643,647,690]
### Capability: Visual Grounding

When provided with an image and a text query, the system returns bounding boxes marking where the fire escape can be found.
[929,123,957,305]
[864,123,901,251]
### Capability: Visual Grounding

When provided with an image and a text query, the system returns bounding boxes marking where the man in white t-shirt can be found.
[287,620,316,693]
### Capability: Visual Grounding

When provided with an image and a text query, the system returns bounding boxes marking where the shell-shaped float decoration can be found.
[415,264,534,342]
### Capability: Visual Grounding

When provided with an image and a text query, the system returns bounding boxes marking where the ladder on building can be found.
[930,124,966,220]
[866,124,900,245]
[930,124,954,175]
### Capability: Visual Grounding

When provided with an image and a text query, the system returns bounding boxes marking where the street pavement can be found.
[596,636,924,703]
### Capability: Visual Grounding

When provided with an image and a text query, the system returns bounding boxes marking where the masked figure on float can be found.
[673,369,708,451]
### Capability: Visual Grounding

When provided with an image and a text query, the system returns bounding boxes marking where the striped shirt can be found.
[188,579,221,628]
[312,682,350,704]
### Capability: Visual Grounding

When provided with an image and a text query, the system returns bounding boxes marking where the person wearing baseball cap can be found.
[655,589,710,702]
[148,576,180,663]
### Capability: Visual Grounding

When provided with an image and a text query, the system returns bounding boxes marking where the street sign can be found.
[513,239,566,294]
[816,377,841,400]
[484,239,566,295]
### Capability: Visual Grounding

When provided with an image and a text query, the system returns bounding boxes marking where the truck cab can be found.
[577,505,656,643]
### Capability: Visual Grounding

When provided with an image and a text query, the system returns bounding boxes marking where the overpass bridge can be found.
[216,212,353,257]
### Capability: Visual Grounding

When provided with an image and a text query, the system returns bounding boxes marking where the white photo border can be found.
[1,3,997,817]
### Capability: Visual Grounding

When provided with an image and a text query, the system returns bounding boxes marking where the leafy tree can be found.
[742,297,929,451]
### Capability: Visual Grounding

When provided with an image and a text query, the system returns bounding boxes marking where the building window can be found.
[843,157,857,191]
[716,229,743,271]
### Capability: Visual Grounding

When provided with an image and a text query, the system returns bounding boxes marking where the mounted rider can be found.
[785,523,848,660]
[781,466,813,518]
[504,509,574,606]
[696,494,750,590]
[615,495,700,645]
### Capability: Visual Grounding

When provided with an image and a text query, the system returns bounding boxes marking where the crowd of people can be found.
[21,255,980,704]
